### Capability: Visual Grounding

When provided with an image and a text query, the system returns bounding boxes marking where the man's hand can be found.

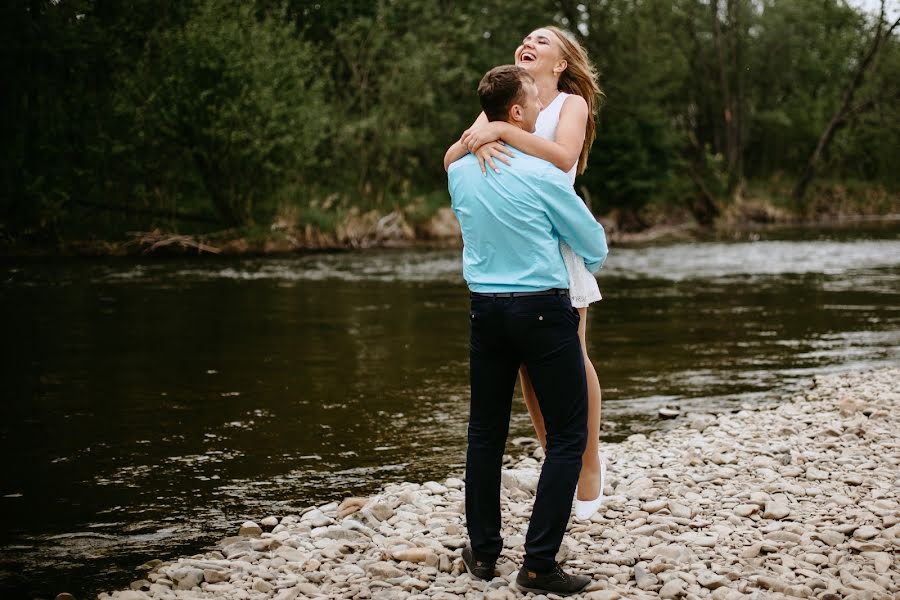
[473,141,513,175]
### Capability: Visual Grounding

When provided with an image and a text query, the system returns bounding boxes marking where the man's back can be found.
[448,148,607,293]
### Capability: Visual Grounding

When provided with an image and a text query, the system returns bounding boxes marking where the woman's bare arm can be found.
[443,112,490,171]
[462,95,588,173]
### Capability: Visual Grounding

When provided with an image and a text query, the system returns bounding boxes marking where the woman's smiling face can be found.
[514,28,563,76]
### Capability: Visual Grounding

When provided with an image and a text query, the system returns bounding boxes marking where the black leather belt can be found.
[471,288,569,299]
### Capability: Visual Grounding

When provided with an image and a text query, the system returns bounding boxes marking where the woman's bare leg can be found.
[520,307,603,500]
[520,365,547,449]
[576,306,602,501]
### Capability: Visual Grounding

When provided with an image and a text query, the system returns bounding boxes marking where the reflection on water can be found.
[1,234,899,598]
[82,238,900,285]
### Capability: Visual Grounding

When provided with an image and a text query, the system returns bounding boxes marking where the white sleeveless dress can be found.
[534,92,602,308]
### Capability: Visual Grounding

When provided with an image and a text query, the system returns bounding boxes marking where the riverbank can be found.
[94,367,899,600]
[16,211,898,258]
[5,185,899,257]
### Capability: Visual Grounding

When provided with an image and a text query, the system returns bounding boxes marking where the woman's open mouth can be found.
[519,51,536,63]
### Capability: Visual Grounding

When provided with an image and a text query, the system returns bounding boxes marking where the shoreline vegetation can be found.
[6,187,899,258]
[6,2,899,259]
[93,367,899,600]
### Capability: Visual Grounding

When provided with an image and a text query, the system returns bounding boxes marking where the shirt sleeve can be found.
[534,169,609,273]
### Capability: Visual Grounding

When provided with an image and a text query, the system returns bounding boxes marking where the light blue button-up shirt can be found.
[448,147,608,293]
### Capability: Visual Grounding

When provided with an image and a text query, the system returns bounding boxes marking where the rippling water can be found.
[2,232,898,598]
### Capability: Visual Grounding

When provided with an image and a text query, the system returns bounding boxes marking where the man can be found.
[447,64,609,597]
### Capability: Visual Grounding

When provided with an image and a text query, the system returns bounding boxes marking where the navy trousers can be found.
[465,293,588,572]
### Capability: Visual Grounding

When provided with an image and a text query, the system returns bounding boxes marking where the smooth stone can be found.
[441,537,466,549]
[595,554,636,567]
[801,553,828,566]
[238,521,262,537]
[853,525,879,540]
[643,500,668,513]
[806,467,829,480]
[367,561,406,579]
[869,552,891,573]
[659,579,686,598]
[203,569,229,583]
[260,515,280,529]
[635,564,658,590]
[698,570,729,589]
[369,503,395,522]
[763,502,791,519]
[303,509,333,528]
[137,559,163,572]
[585,592,621,600]
[392,548,438,564]
[438,553,451,572]
[501,469,538,493]
[445,477,464,489]
[172,567,204,590]
[668,501,692,519]
[734,504,758,517]
[811,530,845,546]
[337,497,368,517]
[766,531,802,544]
[680,533,717,547]
[648,544,694,564]
[423,481,449,494]
[710,588,745,600]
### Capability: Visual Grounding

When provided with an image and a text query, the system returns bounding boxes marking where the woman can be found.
[443,26,606,519]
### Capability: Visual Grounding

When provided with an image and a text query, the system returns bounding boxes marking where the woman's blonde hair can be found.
[545,26,603,175]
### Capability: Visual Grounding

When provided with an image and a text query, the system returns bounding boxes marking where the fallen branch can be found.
[125,230,221,255]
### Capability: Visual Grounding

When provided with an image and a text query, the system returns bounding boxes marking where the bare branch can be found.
[793,6,899,202]
[845,88,900,119]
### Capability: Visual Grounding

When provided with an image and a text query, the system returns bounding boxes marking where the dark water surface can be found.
[2,231,899,598]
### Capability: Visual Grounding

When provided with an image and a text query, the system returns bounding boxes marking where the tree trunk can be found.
[712,0,745,192]
[558,0,585,41]
[728,0,744,189]
[192,153,252,227]
[686,165,721,227]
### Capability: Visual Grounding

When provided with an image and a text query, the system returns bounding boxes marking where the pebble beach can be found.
[96,368,899,600]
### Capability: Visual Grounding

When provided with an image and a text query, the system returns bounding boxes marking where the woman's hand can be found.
[461,121,508,152]
[473,141,514,175]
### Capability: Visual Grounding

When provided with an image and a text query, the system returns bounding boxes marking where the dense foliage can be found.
[2,0,898,241]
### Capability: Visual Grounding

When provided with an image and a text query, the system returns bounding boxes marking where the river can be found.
[2,229,898,598]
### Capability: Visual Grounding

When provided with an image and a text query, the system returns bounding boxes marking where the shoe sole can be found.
[515,581,590,597]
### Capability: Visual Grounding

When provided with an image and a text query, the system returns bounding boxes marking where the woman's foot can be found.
[574,451,605,520]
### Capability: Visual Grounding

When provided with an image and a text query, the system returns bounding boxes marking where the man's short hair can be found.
[477,65,534,122]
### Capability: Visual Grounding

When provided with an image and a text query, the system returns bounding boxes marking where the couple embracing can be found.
[445,27,609,597]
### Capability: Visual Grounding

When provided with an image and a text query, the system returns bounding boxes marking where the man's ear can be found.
[509,103,524,124]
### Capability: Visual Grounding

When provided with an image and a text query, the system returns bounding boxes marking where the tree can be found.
[710,0,750,191]
[793,0,900,203]
[120,0,330,226]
